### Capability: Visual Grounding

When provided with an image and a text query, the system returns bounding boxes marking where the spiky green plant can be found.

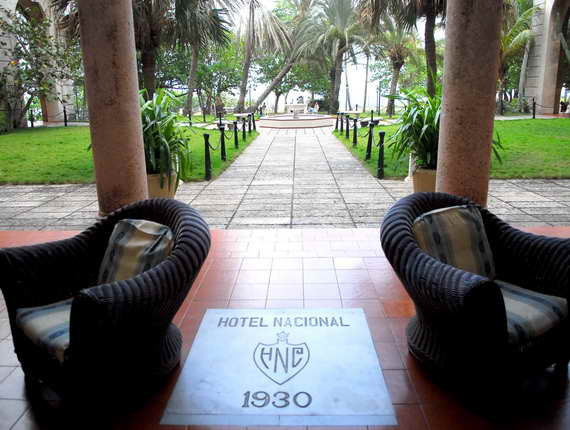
[388,87,441,170]
[140,89,191,189]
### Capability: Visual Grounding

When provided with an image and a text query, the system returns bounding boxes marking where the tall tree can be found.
[173,0,231,117]
[235,0,290,112]
[357,0,445,97]
[371,13,418,115]
[312,0,365,113]
[0,7,80,129]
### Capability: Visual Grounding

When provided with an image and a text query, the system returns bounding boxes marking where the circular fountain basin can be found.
[258,113,336,129]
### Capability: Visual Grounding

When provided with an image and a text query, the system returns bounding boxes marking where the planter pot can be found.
[412,168,436,193]
[147,174,178,199]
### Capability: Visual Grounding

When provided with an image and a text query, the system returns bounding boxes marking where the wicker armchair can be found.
[381,192,570,378]
[0,198,210,402]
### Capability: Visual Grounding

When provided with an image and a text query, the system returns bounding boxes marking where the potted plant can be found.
[388,87,441,192]
[140,89,191,198]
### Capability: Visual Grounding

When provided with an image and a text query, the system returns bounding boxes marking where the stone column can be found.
[436,0,502,207]
[78,0,148,215]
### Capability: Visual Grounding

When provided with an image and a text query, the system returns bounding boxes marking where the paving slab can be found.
[1,127,570,229]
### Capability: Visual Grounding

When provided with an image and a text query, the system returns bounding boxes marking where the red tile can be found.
[0,367,25,400]
[0,340,19,366]
[304,270,337,283]
[304,283,341,300]
[235,270,271,284]
[338,283,378,300]
[0,399,28,429]
[267,284,303,300]
[388,318,410,344]
[383,369,419,404]
[208,257,243,271]
[270,270,303,284]
[375,341,405,370]
[272,258,303,270]
[185,300,227,321]
[266,299,304,309]
[422,402,496,430]
[302,257,334,270]
[200,269,239,288]
[231,283,269,300]
[342,299,385,318]
[0,231,78,247]
[333,257,365,270]
[369,404,429,430]
[382,300,416,318]
[193,284,235,301]
[335,269,372,284]
[367,317,395,343]
[228,300,266,309]
[241,258,272,271]
[304,299,342,308]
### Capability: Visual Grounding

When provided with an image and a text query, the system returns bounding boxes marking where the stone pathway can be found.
[1,127,570,230]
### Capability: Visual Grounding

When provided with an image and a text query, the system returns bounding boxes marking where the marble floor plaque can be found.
[162,308,397,426]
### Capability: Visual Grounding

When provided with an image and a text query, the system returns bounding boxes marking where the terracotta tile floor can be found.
[1,227,570,429]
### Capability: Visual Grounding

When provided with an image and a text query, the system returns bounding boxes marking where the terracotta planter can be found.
[412,168,436,193]
[147,174,178,199]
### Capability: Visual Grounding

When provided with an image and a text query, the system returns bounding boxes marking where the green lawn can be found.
[333,118,570,179]
[0,126,258,184]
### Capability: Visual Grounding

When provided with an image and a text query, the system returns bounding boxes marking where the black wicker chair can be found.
[0,198,210,402]
[381,192,570,379]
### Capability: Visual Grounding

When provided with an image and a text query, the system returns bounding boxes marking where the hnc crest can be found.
[253,332,310,385]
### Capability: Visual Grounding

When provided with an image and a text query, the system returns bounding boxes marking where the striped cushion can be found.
[15,298,72,364]
[413,205,495,278]
[98,219,173,284]
[498,280,568,345]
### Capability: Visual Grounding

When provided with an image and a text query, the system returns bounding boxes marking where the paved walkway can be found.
[1,127,570,230]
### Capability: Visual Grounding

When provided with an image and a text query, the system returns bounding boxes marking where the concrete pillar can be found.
[78,0,148,215]
[435,0,502,207]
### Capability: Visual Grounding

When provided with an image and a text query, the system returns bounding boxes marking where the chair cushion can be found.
[15,298,72,364]
[498,280,568,345]
[98,219,173,284]
[413,205,495,278]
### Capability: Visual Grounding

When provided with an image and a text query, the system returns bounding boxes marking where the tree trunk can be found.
[236,3,254,113]
[251,58,295,112]
[424,6,437,97]
[345,55,352,111]
[387,63,402,117]
[330,48,345,113]
[186,44,199,119]
[363,53,369,112]
[274,92,281,113]
[141,47,157,99]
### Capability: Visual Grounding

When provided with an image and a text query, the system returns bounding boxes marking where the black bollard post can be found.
[29,111,34,128]
[335,112,340,131]
[63,106,68,127]
[219,125,227,161]
[233,121,239,149]
[345,115,350,139]
[532,98,536,119]
[248,113,252,133]
[377,131,385,179]
[218,114,223,127]
[365,122,374,160]
[370,110,374,123]
[242,117,247,141]
[252,113,256,131]
[204,134,212,180]
[340,113,344,132]
[352,118,358,146]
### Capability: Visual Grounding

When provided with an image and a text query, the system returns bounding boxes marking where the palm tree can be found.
[235,0,291,112]
[173,0,232,117]
[249,0,320,112]
[312,0,365,113]
[498,1,537,114]
[357,0,445,98]
[371,13,418,116]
